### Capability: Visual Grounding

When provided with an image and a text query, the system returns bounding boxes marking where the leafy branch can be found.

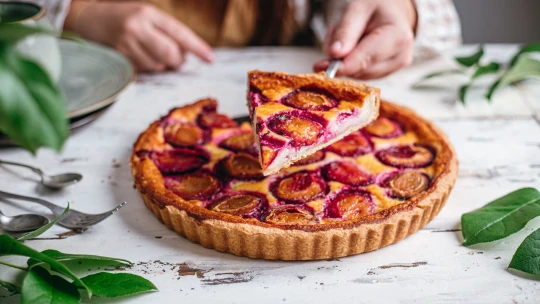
[0,23,69,154]
[462,188,540,279]
[0,208,157,302]
[415,43,540,104]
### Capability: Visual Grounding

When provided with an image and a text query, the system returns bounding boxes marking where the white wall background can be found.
[454,0,540,43]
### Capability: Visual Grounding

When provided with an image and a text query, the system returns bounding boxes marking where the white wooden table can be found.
[1,45,540,304]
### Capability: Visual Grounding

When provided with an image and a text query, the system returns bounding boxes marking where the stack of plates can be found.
[0,40,134,146]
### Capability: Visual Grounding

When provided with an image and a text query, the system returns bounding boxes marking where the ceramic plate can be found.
[59,39,134,118]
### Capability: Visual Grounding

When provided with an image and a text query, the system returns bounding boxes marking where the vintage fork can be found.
[0,190,126,230]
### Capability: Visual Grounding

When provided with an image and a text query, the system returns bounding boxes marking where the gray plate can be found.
[59,39,134,119]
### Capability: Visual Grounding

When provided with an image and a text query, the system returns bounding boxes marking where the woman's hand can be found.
[68,1,214,73]
[314,0,417,79]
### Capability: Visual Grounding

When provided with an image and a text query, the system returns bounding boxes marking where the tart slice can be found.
[248,70,380,176]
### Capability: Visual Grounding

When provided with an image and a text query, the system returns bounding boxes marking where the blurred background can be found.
[454,0,540,43]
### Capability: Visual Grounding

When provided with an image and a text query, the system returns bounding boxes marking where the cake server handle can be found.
[325,59,342,78]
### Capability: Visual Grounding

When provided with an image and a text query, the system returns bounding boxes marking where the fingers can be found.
[337,25,413,77]
[329,0,375,58]
[155,13,215,63]
[351,47,413,80]
[138,25,183,69]
[119,38,166,73]
[322,26,335,54]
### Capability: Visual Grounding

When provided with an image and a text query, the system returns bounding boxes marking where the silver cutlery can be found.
[0,208,49,232]
[0,159,83,189]
[0,190,126,230]
[325,59,342,78]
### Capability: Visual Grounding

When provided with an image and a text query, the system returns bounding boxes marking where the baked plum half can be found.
[376,145,434,168]
[267,112,324,147]
[219,131,257,154]
[150,148,208,174]
[164,123,206,147]
[385,171,430,199]
[322,161,372,186]
[283,87,338,111]
[364,117,403,138]
[198,111,238,129]
[325,189,375,220]
[220,153,263,180]
[325,132,372,157]
[271,171,326,203]
[164,172,220,200]
[209,193,266,218]
[264,205,317,225]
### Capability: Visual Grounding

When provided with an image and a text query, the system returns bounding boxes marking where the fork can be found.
[0,190,126,230]
[325,59,342,78]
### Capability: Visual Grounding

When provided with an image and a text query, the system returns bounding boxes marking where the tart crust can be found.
[131,100,458,260]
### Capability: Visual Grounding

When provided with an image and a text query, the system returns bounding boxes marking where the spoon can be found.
[0,159,83,189]
[0,209,49,232]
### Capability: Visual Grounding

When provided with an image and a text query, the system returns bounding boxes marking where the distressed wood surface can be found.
[1,45,540,303]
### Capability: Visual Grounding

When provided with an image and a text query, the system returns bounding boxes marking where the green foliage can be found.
[461,188,540,281]
[509,228,540,276]
[0,205,156,303]
[0,23,68,154]
[461,188,540,246]
[21,266,80,304]
[80,273,157,298]
[417,43,540,104]
[18,203,69,241]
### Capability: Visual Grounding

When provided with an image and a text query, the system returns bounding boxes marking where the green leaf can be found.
[509,228,540,277]
[28,249,132,268]
[0,24,57,43]
[455,46,484,67]
[485,56,540,101]
[458,84,469,104]
[485,79,501,102]
[21,266,80,304]
[510,42,540,67]
[0,234,91,297]
[0,43,67,153]
[419,69,464,81]
[472,62,501,79]
[80,272,157,298]
[462,188,540,246]
[18,203,69,242]
[0,279,21,293]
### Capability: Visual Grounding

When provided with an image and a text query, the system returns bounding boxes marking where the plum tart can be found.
[248,71,380,175]
[131,98,457,260]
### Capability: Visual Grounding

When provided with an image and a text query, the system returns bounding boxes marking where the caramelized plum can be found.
[322,161,372,186]
[325,132,372,157]
[151,149,208,173]
[265,205,316,225]
[164,124,205,147]
[210,193,263,217]
[164,172,220,200]
[293,151,325,166]
[198,112,238,129]
[272,171,326,203]
[376,145,434,168]
[219,132,256,154]
[267,113,323,146]
[221,153,263,180]
[248,86,268,108]
[283,88,337,111]
[364,117,403,138]
[326,190,375,220]
[387,171,430,198]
